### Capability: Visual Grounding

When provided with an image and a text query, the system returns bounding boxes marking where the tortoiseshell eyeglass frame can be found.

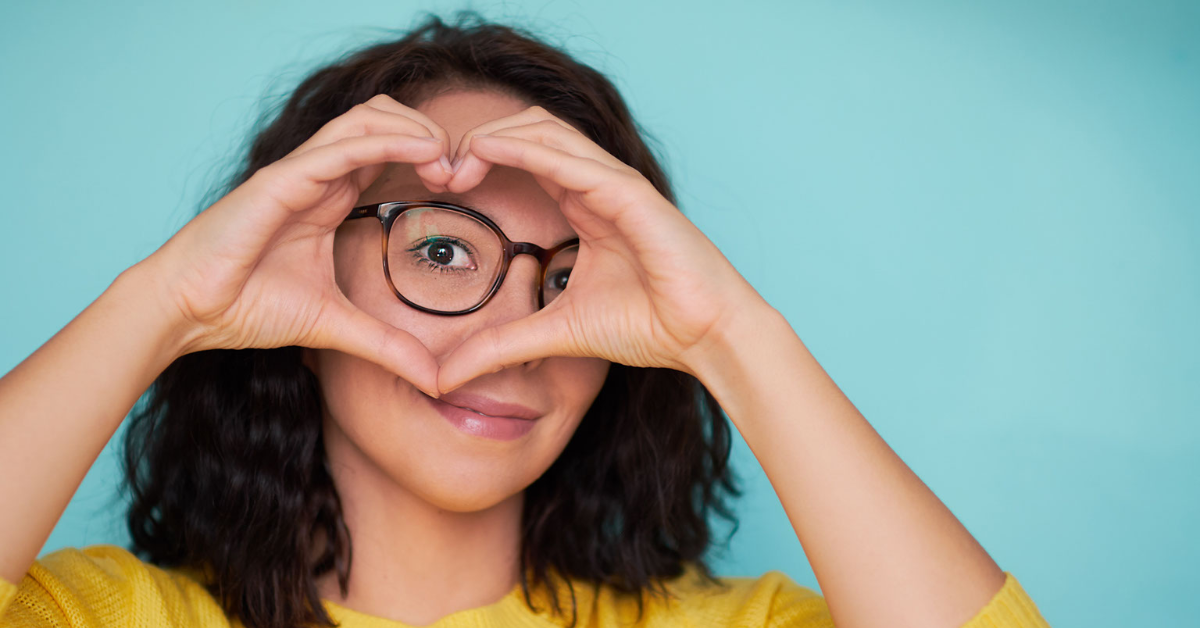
[343,201,580,316]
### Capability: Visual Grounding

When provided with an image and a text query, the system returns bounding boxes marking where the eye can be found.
[407,237,478,272]
[545,268,571,291]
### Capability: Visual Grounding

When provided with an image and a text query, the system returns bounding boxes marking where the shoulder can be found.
[0,544,229,627]
[567,564,832,628]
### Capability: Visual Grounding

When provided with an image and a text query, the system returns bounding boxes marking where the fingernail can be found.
[450,156,463,173]
[439,155,453,174]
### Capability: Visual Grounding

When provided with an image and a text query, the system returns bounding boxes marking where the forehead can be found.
[357,89,573,245]
[420,88,527,147]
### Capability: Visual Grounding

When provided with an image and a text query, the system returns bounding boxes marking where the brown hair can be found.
[123,12,738,628]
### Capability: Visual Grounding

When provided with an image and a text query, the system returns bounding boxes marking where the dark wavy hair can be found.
[122,13,739,628]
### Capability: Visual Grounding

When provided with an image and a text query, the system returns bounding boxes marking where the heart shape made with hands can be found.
[380,104,758,397]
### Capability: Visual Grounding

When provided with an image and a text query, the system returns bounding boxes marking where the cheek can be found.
[550,357,611,410]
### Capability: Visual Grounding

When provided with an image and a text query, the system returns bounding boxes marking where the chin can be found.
[326,403,573,516]
[388,394,581,513]
[396,445,551,513]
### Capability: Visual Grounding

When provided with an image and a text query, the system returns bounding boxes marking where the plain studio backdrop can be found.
[2,1,1197,627]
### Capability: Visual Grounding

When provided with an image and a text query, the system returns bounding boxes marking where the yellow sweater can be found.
[0,544,1050,627]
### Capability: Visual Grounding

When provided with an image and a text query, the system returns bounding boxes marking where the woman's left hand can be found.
[436,106,770,393]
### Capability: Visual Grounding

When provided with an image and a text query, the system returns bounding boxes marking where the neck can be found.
[315,419,524,626]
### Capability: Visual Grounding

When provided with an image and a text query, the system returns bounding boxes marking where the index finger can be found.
[251,133,445,222]
[450,106,594,167]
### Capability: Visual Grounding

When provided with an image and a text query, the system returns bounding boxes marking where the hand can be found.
[436,107,769,393]
[144,94,454,397]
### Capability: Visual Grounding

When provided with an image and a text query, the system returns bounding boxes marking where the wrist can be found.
[683,300,811,433]
[681,291,792,384]
[110,256,207,363]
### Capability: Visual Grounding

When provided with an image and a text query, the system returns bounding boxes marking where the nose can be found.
[492,252,543,319]
[460,253,545,370]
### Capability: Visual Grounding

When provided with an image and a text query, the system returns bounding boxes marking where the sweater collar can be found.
[318,571,601,628]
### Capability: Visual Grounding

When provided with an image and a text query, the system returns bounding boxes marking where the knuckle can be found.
[246,165,296,205]
[556,117,582,134]
[249,161,284,187]
[324,106,368,133]
[346,102,384,124]
[621,166,649,183]
[461,130,481,149]
[609,174,652,207]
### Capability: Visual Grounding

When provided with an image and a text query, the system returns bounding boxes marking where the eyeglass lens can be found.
[387,207,576,312]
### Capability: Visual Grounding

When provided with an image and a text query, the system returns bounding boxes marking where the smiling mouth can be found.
[422,392,541,441]
[428,390,541,420]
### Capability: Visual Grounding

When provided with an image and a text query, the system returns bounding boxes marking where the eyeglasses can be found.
[344,201,579,316]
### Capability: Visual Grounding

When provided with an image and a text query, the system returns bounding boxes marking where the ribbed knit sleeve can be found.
[0,545,229,628]
[961,572,1052,628]
[0,574,15,620]
[642,568,1049,628]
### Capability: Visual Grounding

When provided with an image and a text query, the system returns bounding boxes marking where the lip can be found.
[424,391,541,441]
[436,391,542,420]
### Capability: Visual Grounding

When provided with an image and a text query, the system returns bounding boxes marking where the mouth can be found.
[422,391,541,441]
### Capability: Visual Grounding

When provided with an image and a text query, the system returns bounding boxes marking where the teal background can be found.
[2,1,1197,626]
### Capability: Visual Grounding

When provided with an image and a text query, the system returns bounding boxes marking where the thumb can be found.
[320,300,441,398]
[437,308,576,394]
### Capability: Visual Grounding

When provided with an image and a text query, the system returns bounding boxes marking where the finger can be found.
[360,94,453,156]
[355,95,456,187]
[289,99,454,186]
[445,106,594,196]
[443,134,515,196]
[449,105,579,168]
[276,132,444,191]
[322,299,442,398]
[489,119,628,169]
[250,133,444,224]
[293,100,438,155]
[445,119,634,194]
[437,307,578,394]
[450,135,652,225]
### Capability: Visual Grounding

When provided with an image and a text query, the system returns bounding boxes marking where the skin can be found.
[307,91,609,622]
[0,85,1009,628]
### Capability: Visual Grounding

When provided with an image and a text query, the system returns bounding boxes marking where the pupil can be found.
[430,243,453,264]
[551,270,570,290]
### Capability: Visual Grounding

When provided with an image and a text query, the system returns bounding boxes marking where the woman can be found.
[0,15,1050,628]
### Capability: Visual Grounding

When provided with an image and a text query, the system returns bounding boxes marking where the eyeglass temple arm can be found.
[344,205,378,221]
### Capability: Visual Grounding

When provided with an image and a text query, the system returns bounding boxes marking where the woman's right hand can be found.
[0,94,455,584]
[142,94,450,396]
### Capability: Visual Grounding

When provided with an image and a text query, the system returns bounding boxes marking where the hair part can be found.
[124,12,738,628]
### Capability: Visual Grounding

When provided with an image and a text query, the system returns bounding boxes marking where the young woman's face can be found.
[307,89,610,512]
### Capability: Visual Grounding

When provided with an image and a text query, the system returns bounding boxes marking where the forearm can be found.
[688,302,1004,628]
[0,260,194,583]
